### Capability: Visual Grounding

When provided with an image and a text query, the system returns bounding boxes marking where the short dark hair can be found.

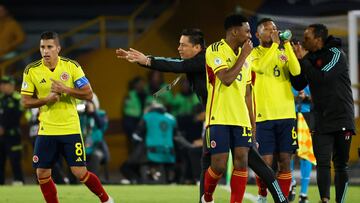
[256,18,273,28]
[40,31,60,44]
[224,14,248,30]
[181,28,205,49]
[308,24,328,43]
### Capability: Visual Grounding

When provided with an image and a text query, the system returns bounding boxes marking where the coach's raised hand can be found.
[292,41,307,59]
[115,48,129,59]
[116,48,150,66]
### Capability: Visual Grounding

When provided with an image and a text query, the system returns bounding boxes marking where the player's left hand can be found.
[50,79,67,94]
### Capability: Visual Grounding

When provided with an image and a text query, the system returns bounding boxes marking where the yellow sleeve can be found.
[21,71,35,96]
[206,46,228,74]
[284,42,301,76]
[71,63,85,82]
[251,43,279,74]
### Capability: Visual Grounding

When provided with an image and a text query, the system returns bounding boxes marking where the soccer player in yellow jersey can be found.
[20,32,113,203]
[250,18,301,203]
[202,14,254,203]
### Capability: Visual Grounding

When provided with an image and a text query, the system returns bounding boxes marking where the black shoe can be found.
[288,185,296,202]
[299,195,309,203]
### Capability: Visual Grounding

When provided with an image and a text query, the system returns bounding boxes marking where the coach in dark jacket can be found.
[293,24,355,203]
[116,29,207,104]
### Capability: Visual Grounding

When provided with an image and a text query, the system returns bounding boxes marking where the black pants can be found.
[312,131,352,202]
[0,135,24,184]
[199,136,288,203]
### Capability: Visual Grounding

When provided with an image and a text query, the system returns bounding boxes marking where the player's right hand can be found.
[240,39,253,58]
[271,30,280,45]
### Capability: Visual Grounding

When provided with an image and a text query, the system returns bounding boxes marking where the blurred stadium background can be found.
[0,0,360,201]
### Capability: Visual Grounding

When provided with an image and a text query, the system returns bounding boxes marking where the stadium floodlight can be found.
[348,10,360,116]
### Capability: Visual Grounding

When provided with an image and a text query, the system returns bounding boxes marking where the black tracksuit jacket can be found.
[292,36,355,134]
[146,50,207,105]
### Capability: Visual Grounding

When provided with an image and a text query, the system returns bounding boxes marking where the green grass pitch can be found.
[0,185,359,202]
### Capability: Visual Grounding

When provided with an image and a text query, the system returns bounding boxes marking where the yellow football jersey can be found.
[205,39,252,127]
[250,42,301,122]
[21,57,87,135]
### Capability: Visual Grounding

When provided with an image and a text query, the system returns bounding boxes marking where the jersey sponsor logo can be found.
[257,113,262,117]
[41,126,44,131]
[211,116,215,120]
[210,140,217,148]
[60,72,70,81]
[214,58,222,66]
[292,140,297,146]
[279,54,288,62]
[76,157,83,162]
[40,78,46,84]
[33,155,39,163]
[226,58,231,63]
[22,81,28,89]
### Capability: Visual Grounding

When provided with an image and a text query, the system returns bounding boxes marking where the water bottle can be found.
[279,29,292,41]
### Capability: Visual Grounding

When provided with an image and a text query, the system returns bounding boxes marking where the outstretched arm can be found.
[116,48,204,73]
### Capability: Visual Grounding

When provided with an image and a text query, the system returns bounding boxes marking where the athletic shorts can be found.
[206,125,253,155]
[32,134,86,168]
[256,119,298,155]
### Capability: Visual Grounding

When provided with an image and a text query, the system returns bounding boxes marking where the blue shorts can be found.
[256,119,298,155]
[33,134,86,169]
[206,125,253,155]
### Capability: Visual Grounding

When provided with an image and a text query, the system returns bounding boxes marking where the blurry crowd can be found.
[120,70,204,184]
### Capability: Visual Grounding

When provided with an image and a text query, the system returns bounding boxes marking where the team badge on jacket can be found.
[33,155,39,163]
[211,140,217,148]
